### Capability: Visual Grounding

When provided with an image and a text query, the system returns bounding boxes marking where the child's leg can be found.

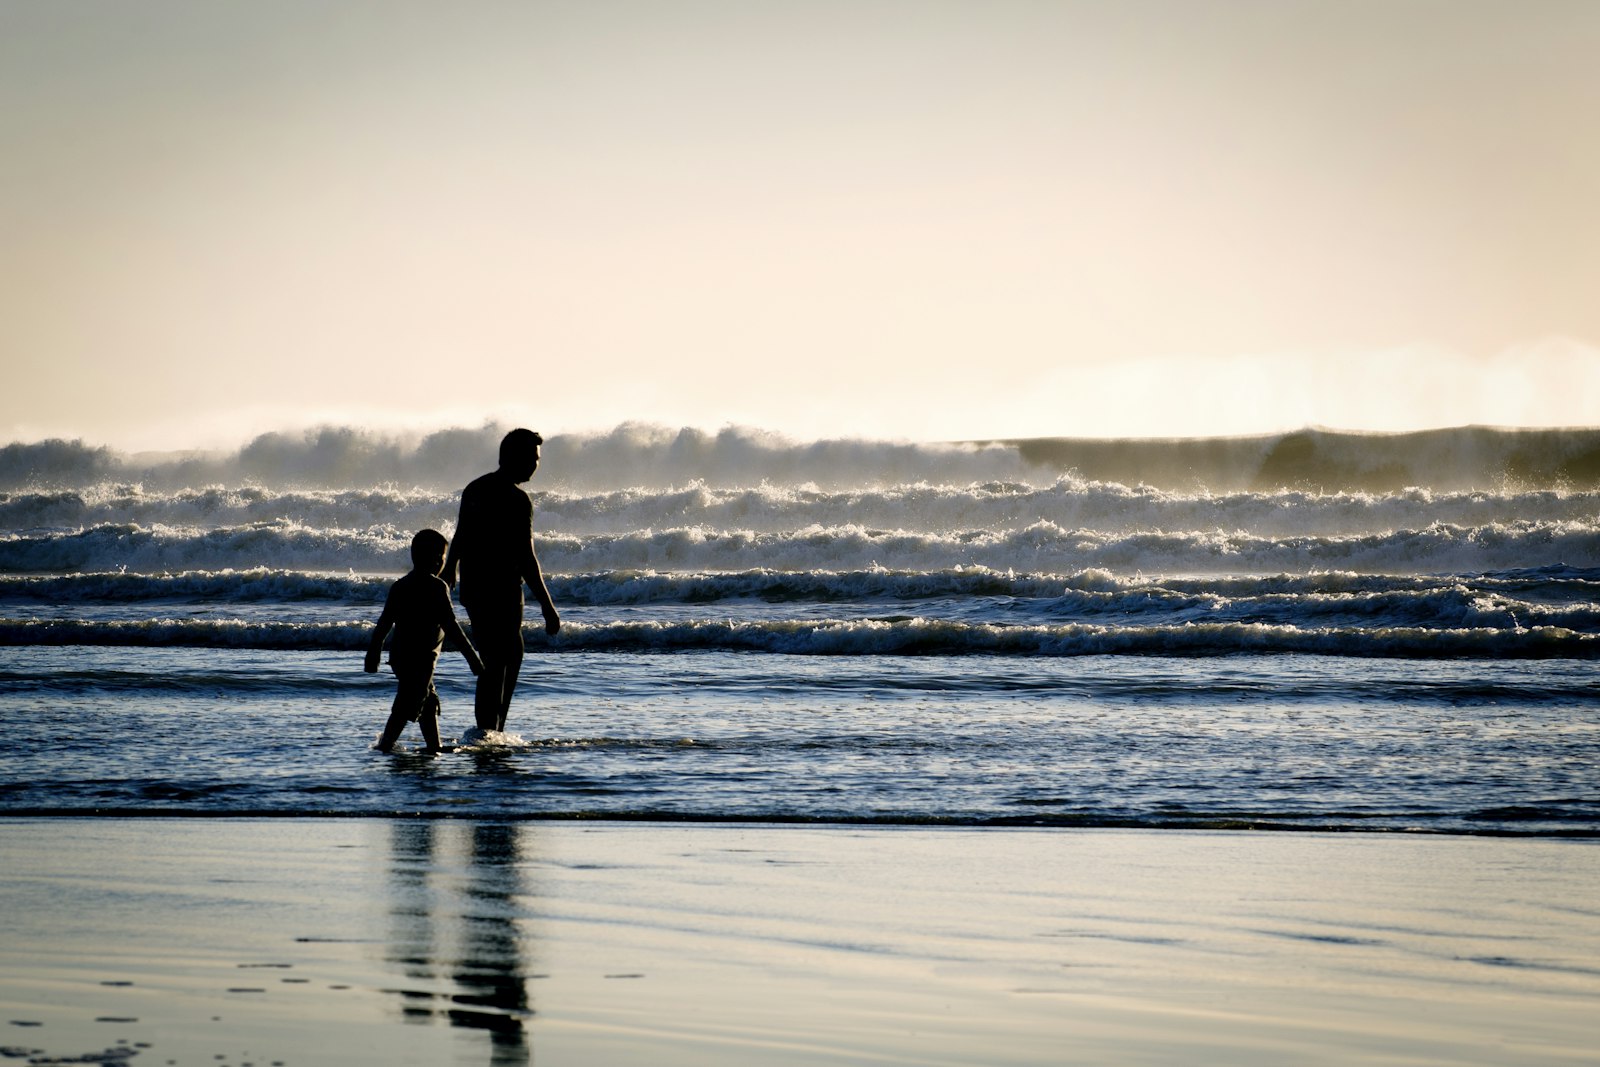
[418,683,443,752]
[379,665,431,752]
[376,705,411,752]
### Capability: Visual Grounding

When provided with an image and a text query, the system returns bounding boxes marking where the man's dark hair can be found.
[499,428,544,466]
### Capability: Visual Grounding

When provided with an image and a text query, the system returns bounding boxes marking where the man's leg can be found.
[492,655,522,733]
[467,600,526,733]
[474,645,524,732]
[473,658,502,733]
[417,683,443,752]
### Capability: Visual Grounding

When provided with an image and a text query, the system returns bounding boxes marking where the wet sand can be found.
[1,819,1596,1066]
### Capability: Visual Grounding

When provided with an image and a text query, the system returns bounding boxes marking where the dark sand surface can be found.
[2,819,1597,1065]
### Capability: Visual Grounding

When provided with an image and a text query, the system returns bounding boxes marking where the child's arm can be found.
[364,604,394,673]
[444,615,484,675]
[429,578,483,674]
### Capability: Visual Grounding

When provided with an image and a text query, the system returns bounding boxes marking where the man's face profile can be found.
[508,444,540,483]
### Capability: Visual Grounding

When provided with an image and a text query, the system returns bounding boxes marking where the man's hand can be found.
[544,608,561,637]
[363,651,380,674]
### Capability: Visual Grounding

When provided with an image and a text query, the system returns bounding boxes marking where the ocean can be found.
[2,423,1597,834]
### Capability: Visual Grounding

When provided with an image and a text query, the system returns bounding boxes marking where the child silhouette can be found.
[365,529,484,752]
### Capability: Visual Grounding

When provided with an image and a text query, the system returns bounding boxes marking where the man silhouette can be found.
[441,428,561,734]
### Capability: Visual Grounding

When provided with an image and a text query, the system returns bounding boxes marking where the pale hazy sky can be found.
[3,0,1598,449]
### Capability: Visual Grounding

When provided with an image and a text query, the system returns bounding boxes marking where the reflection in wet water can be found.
[384,821,536,1064]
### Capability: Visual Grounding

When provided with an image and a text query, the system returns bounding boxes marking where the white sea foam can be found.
[3,567,1595,633]
[3,515,1598,577]
[456,726,533,749]
[5,479,1596,544]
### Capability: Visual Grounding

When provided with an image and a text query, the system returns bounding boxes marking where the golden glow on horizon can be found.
[3,1,1599,448]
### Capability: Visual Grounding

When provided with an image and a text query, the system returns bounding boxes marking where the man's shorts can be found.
[463,596,526,660]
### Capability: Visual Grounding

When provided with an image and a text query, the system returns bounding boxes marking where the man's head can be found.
[410,528,448,575]
[498,428,544,483]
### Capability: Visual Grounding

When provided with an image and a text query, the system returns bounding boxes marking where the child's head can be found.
[410,528,448,574]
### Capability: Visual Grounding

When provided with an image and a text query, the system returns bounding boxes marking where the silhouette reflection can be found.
[384,821,536,1064]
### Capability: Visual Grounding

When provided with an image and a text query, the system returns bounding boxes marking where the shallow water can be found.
[2,646,1594,833]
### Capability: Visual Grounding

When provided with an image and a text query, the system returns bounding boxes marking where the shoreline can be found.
[4,818,1597,1065]
[4,808,1596,837]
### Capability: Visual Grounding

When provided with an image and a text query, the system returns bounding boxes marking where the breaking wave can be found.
[5,479,1600,539]
[2,615,1592,659]
[3,517,1596,576]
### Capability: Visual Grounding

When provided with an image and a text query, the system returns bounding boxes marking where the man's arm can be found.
[441,487,471,589]
[526,545,560,636]
[441,531,463,590]
[516,492,560,635]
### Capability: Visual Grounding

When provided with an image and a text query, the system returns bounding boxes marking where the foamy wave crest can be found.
[537,480,1600,538]
[3,616,1593,659]
[5,567,1596,633]
[552,618,1597,658]
[8,479,1597,544]
[1150,564,1600,598]
[0,568,391,602]
[0,522,411,573]
[554,567,1600,628]
[0,618,371,649]
[0,485,459,533]
[4,519,1597,576]
[539,521,1600,576]
[559,566,1060,605]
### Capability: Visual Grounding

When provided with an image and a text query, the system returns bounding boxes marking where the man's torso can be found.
[455,470,534,606]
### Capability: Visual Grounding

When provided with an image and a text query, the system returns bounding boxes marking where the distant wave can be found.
[0,568,394,602]
[0,484,458,534]
[0,423,1034,493]
[4,566,1594,633]
[6,480,1600,540]
[1001,426,1600,493]
[5,422,1600,492]
[0,521,412,573]
[5,517,1596,575]
[4,561,1592,601]
[2,615,1593,658]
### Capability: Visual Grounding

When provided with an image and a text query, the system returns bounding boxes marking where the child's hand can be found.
[544,608,561,636]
